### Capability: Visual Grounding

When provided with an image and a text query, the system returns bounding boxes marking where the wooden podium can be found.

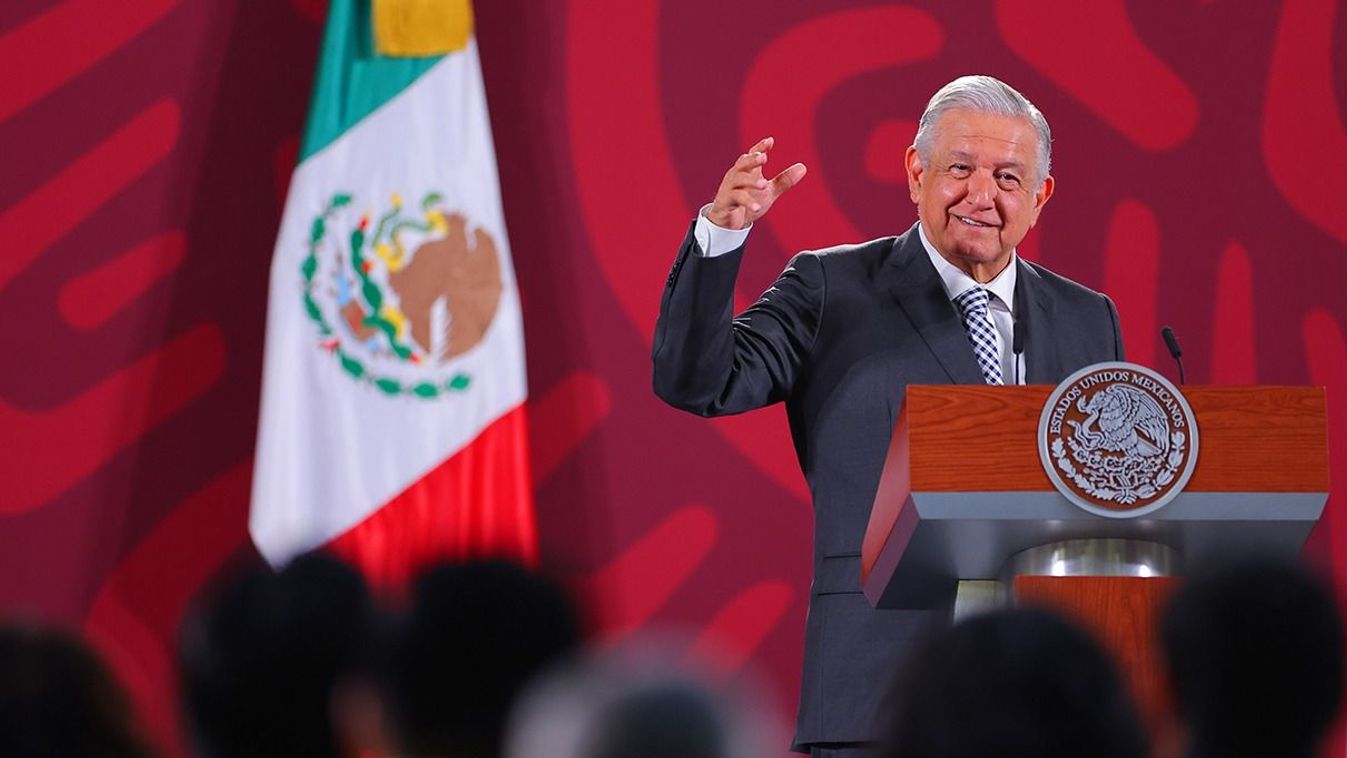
[860,384,1329,731]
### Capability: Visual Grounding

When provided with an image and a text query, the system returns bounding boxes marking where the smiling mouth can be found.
[952,214,998,229]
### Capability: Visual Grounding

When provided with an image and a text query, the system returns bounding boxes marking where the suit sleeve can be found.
[652,223,824,417]
[1103,293,1125,361]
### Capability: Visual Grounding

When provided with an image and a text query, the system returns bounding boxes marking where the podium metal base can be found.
[1004,538,1178,579]
[952,539,1178,622]
[952,580,1006,622]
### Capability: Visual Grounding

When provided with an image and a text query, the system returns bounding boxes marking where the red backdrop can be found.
[1,1,1345,755]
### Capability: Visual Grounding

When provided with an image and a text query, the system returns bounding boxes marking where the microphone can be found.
[1012,319,1025,385]
[1161,326,1185,385]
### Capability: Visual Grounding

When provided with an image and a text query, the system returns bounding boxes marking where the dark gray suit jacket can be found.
[652,222,1124,749]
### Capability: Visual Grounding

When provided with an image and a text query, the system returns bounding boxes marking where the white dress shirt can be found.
[690,208,1026,384]
[693,204,752,257]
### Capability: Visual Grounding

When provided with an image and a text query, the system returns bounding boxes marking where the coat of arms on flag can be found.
[302,189,505,397]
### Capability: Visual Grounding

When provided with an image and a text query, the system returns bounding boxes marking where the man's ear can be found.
[904,146,924,204]
[1028,174,1055,228]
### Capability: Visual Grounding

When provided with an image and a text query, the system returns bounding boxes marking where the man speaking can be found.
[653,76,1124,756]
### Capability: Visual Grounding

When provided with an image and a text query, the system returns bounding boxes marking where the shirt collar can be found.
[917,222,1017,313]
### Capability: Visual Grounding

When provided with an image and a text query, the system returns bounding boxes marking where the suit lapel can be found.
[884,228,986,385]
[1016,258,1062,384]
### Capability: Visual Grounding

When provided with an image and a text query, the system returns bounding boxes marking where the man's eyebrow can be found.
[946,150,1027,171]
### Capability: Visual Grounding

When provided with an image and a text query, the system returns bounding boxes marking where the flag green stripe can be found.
[299,0,442,161]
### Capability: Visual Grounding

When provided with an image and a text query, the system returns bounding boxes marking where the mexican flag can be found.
[250,0,536,586]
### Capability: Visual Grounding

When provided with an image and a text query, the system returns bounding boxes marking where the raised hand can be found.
[706,137,807,230]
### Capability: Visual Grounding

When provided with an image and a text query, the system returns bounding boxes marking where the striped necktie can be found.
[953,287,1003,385]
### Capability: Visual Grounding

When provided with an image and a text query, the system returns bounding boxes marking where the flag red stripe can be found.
[327,403,538,588]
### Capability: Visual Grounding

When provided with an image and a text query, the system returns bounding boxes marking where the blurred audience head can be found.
[1161,559,1344,758]
[0,622,152,757]
[506,638,779,758]
[386,559,581,758]
[880,606,1146,758]
[178,551,380,758]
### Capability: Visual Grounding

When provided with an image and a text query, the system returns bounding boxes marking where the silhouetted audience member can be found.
[386,560,581,758]
[1162,560,1344,758]
[585,680,730,758]
[0,622,153,757]
[178,552,381,758]
[880,607,1146,758]
[506,642,780,758]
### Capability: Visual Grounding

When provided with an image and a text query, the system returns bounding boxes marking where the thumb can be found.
[770,162,807,198]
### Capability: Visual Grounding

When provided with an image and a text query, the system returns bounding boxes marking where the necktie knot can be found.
[954,286,991,318]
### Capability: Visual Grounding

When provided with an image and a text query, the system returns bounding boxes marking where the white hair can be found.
[505,645,783,758]
[913,75,1052,185]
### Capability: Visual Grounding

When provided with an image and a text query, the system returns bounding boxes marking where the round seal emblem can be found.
[299,190,503,400]
[1038,362,1199,518]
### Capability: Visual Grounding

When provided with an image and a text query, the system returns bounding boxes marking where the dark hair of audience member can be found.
[178,552,380,758]
[582,678,730,758]
[1161,559,1344,758]
[0,623,153,757]
[386,559,581,758]
[880,607,1146,758]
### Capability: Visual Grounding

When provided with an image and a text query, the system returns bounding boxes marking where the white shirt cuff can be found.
[693,204,752,257]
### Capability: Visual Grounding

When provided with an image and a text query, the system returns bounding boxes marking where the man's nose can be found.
[965,170,995,207]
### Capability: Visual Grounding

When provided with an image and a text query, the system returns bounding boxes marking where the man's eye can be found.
[950,164,971,174]
[996,173,1021,187]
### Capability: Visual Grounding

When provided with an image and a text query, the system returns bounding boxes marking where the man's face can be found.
[905,109,1054,281]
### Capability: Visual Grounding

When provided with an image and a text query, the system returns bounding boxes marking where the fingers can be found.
[730,150,768,175]
[769,162,807,197]
[728,174,770,191]
[721,152,769,201]
[710,140,789,225]
[747,136,774,154]
[728,137,777,179]
[733,190,762,214]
